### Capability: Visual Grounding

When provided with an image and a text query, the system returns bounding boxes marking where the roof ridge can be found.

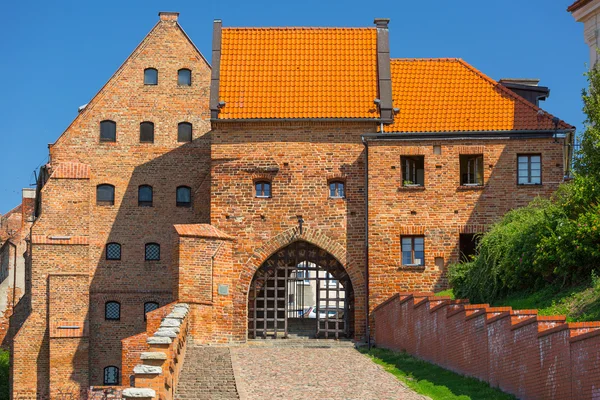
[456,59,573,130]
[391,58,462,62]
[223,27,375,30]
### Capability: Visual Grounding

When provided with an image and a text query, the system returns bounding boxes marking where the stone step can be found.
[175,346,239,400]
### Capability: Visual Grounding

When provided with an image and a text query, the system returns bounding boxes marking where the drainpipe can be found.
[361,136,370,349]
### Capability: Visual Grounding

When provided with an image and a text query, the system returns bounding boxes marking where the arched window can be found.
[105,301,120,320]
[145,243,160,261]
[138,185,153,207]
[140,121,154,143]
[329,181,345,198]
[144,68,158,85]
[106,243,121,260]
[97,184,115,206]
[176,186,192,207]
[100,120,116,142]
[144,301,159,320]
[178,69,192,86]
[104,366,119,385]
[255,181,272,198]
[177,122,192,143]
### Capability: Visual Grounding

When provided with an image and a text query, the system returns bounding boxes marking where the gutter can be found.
[361,129,575,141]
[361,136,370,348]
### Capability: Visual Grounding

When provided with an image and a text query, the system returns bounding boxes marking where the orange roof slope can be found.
[218,28,378,119]
[388,58,572,132]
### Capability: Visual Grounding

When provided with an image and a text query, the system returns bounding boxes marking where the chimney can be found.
[158,11,179,22]
[499,78,550,107]
[374,18,394,124]
[210,19,223,120]
[21,188,36,226]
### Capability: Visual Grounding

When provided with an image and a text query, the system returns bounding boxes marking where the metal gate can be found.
[248,240,353,339]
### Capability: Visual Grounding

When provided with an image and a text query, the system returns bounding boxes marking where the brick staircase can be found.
[175,346,239,400]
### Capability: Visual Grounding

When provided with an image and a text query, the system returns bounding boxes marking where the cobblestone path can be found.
[230,343,426,400]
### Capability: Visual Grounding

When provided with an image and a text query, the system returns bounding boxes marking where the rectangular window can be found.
[401,156,424,186]
[518,154,541,185]
[460,155,484,186]
[401,236,424,266]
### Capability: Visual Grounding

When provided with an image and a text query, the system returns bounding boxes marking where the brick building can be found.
[10,12,574,397]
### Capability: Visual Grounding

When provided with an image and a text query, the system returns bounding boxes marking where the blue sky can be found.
[0,0,588,213]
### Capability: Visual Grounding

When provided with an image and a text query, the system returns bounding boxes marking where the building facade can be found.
[10,12,574,397]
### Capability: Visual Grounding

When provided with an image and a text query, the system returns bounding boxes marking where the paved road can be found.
[230,345,426,400]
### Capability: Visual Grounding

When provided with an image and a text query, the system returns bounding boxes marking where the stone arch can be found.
[236,226,363,299]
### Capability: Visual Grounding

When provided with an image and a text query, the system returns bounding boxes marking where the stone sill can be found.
[517,183,544,188]
[398,186,426,191]
[398,264,426,271]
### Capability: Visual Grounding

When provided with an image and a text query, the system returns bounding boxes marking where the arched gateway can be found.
[248,240,354,339]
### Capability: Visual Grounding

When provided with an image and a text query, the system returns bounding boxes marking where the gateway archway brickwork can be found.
[8,12,573,398]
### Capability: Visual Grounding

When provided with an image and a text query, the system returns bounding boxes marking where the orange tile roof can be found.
[218,28,378,120]
[387,58,573,132]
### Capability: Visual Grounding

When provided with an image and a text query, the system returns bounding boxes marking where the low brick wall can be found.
[373,292,600,400]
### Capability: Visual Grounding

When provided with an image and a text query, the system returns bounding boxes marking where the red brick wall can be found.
[367,138,565,306]
[373,293,600,400]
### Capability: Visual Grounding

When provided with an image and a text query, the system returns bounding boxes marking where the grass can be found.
[435,276,600,323]
[360,347,515,400]
[0,349,8,400]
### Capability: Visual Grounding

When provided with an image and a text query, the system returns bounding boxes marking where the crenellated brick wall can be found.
[373,292,600,400]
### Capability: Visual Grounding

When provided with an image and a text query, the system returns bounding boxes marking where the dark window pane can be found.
[138,185,153,207]
[256,181,271,197]
[100,120,116,142]
[104,366,119,385]
[144,68,158,85]
[145,243,160,261]
[105,302,120,320]
[106,243,121,260]
[144,302,159,320]
[178,69,191,86]
[140,122,154,143]
[97,185,115,206]
[401,156,424,186]
[178,123,192,142]
[177,186,191,207]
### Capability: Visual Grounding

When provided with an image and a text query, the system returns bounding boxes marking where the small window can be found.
[401,156,424,186]
[460,155,484,186]
[100,120,116,142]
[145,243,160,261]
[144,301,159,320]
[178,69,192,86]
[329,181,345,198]
[97,184,115,206]
[106,243,121,260]
[401,236,424,266]
[105,301,120,320]
[176,186,192,207]
[144,68,158,85]
[138,185,153,207]
[104,366,119,385]
[255,181,271,198]
[459,233,480,263]
[178,122,192,143]
[140,122,154,143]
[518,154,541,185]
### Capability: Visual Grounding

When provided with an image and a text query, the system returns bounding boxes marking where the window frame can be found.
[139,121,155,143]
[460,154,484,186]
[105,242,122,261]
[177,122,193,143]
[100,120,116,143]
[255,181,272,198]
[144,68,158,85]
[105,301,121,321]
[178,68,192,86]
[96,184,115,206]
[328,180,345,199]
[138,185,153,207]
[517,154,542,185]
[103,365,120,385]
[144,301,159,321]
[145,243,160,261]
[176,186,192,207]
[401,156,425,187]
[401,236,425,267]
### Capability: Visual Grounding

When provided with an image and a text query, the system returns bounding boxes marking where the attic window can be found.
[100,120,116,142]
[144,68,158,85]
[178,122,192,143]
[178,69,191,86]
